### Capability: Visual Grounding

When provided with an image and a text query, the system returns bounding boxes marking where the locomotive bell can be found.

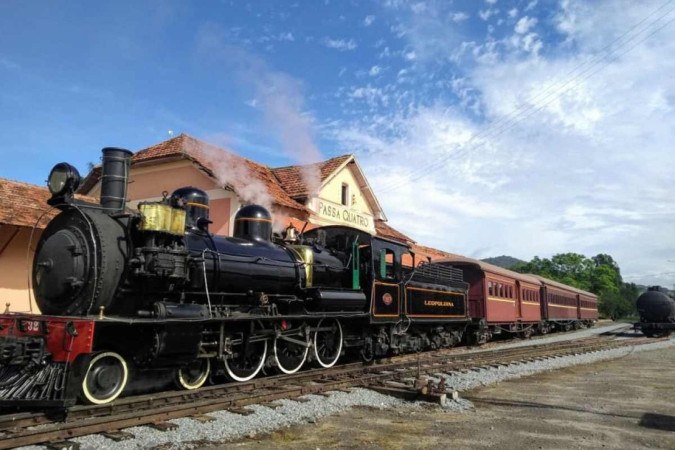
[170,187,210,231]
[283,224,298,243]
[233,204,272,242]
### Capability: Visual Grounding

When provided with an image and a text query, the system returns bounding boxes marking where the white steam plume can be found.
[184,138,274,210]
[196,26,323,198]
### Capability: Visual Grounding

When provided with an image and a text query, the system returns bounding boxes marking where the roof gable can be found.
[272,154,352,198]
[273,155,386,221]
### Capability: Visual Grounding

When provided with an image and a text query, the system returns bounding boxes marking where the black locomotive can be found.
[635,286,675,337]
[0,148,469,408]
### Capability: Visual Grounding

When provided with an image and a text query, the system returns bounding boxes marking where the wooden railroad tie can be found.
[190,414,217,423]
[369,386,448,407]
[148,422,178,432]
[101,430,135,441]
[262,401,285,409]
[331,388,353,393]
[46,441,80,450]
[227,407,255,416]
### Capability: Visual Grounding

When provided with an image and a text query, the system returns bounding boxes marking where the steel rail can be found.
[0,335,660,449]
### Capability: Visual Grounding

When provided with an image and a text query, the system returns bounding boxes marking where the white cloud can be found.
[525,0,538,11]
[333,0,675,286]
[410,2,427,14]
[451,12,469,23]
[479,8,498,21]
[508,8,518,18]
[368,65,382,76]
[348,85,389,107]
[322,37,358,51]
[0,57,19,70]
[515,16,537,34]
[278,32,295,42]
[363,15,376,26]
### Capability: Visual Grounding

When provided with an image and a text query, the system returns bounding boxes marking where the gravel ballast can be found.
[17,331,670,450]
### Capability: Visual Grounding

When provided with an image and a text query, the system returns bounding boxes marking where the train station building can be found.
[0,133,457,313]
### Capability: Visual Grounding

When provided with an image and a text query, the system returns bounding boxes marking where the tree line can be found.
[511,253,640,319]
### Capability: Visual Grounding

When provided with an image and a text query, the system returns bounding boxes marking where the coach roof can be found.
[434,255,542,285]
[528,274,597,298]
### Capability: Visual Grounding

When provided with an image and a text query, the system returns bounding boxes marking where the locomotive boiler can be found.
[33,148,356,318]
[0,147,470,408]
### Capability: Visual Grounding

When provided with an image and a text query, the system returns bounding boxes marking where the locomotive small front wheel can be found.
[313,318,343,368]
[274,329,310,374]
[176,358,211,390]
[81,352,129,405]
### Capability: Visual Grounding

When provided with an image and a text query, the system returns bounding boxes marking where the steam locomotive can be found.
[0,148,469,408]
[635,286,675,337]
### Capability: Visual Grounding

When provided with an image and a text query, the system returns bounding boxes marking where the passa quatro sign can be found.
[316,199,373,232]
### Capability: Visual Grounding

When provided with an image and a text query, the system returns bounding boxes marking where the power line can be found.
[374,2,675,195]
[377,6,675,193]
[376,2,675,193]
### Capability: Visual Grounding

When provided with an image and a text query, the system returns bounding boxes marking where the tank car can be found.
[635,286,675,337]
[0,147,470,410]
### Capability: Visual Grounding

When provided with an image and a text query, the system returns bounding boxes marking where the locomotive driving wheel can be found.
[81,352,129,405]
[313,318,343,368]
[223,325,268,382]
[273,323,310,374]
[176,358,211,390]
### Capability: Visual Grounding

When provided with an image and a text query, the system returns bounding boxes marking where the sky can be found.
[1,0,674,287]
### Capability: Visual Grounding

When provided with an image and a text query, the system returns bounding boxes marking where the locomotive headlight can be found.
[47,163,81,197]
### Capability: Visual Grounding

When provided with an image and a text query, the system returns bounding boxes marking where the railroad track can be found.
[0,334,660,449]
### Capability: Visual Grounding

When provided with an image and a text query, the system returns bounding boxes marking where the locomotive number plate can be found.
[18,319,45,335]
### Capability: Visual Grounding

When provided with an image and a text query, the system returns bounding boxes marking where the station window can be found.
[341,183,349,206]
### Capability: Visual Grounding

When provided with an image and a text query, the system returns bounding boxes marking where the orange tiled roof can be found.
[0,178,96,229]
[80,134,308,212]
[411,243,463,261]
[272,154,352,198]
[0,177,54,228]
[375,219,413,243]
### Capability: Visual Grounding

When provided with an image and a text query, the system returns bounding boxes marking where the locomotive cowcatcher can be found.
[0,148,469,409]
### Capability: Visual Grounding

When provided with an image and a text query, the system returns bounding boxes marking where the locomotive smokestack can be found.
[100,147,133,213]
